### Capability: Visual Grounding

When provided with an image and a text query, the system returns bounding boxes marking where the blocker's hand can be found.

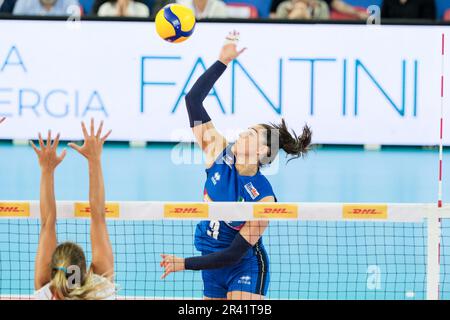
[219,30,246,66]
[30,131,67,172]
[160,254,185,279]
[68,118,111,163]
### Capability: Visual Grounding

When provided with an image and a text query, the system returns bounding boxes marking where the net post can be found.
[426,213,441,300]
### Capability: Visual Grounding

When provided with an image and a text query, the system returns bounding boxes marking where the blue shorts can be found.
[201,246,270,299]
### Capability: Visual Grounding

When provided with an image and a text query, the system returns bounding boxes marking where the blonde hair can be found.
[50,242,115,300]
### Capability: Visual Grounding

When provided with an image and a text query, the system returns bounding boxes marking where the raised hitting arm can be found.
[185,31,246,168]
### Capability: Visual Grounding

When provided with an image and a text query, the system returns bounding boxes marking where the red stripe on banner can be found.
[441,118,443,139]
[439,200,443,207]
[439,160,443,180]
[442,34,445,56]
[442,76,445,98]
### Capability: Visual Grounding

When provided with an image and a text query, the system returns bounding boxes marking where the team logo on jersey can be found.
[244,182,260,200]
[237,276,251,285]
[343,204,388,220]
[211,172,221,185]
[0,202,30,217]
[223,154,234,168]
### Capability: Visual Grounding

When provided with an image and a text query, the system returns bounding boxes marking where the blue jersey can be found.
[194,144,276,256]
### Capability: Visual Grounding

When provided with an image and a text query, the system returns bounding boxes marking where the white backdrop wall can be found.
[0,20,448,145]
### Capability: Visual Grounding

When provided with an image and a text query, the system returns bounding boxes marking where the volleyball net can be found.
[0,201,449,300]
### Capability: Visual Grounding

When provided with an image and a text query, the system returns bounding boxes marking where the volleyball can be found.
[155,4,196,43]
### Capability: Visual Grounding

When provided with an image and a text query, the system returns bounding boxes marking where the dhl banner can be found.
[164,203,209,219]
[253,204,298,219]
[343,204,388,220]
[74,202,120,218]
[0,201,442,221]
[0,202,30,217]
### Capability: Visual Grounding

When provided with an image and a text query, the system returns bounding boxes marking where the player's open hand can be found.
[68,118,111,163]
[219,30,246,66]
[160,254,185,279]
[30,131,67,172]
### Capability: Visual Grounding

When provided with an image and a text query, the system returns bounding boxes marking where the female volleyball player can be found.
[32,119,115,300]
[161,31,312,300]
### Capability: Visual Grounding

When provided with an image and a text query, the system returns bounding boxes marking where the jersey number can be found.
[207,220,220,239]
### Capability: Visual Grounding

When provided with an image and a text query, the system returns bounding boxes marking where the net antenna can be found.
[439,33,446,209]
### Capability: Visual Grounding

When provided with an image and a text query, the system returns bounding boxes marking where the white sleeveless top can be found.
[34,274,116,300]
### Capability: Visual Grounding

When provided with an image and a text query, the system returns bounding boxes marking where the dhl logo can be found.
[343,204,388,220]
[0,202,30,217]
[352,209,379,214]
[164,203,209,218]
[253,204,298,219]
[262,208,289,214]
[74,203,120,218]
[173,208,201,213]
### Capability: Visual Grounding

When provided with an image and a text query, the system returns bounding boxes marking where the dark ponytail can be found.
[261,119,312,165]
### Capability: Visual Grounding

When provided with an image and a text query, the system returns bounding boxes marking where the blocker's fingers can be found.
[38,133,45,149]
[59,148,67,160]
[52,133,61,149]
[90,118,95,136]
[30,140,39,154]
[68,142,82,152]
[96,121,104,138]
[46,130,52,148]
[101,129,112,142]
[81,121,88,138]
